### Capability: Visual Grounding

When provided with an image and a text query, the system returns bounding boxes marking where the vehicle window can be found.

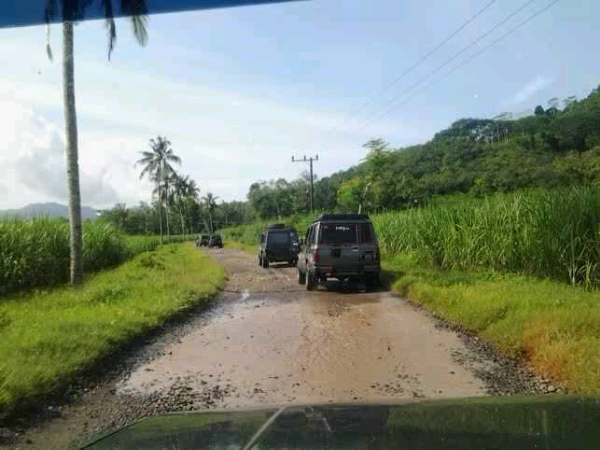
[360,223,374,244]
[307,225,315,246]
[267,232,289,245]
[320,223,358,244]
[7,1,600,444]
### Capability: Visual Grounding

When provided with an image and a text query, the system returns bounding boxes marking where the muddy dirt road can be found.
[13,248,542,449]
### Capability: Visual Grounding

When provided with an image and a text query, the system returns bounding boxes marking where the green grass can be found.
[383,254,600,395]
[0,217,199,296]
[0,243,224,417]
[223,239,256,254]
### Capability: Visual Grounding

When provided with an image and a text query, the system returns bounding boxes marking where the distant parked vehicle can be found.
[258,223,299,268]
[199,234,210,246]
[208,234,223,248]
[297,214,380,291]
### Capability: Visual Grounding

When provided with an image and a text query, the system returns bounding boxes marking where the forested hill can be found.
[247,84,600,218]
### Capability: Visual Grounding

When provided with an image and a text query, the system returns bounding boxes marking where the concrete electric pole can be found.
[291,154,319,212]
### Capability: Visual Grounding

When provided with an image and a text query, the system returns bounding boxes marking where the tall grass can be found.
[374,187,600,286]
[0,218,183,296]
[222,187,600,286]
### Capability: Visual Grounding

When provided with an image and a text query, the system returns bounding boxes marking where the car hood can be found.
[82,396,600,449]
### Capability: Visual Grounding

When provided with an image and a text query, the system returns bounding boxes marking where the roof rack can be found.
[314,213,370,222]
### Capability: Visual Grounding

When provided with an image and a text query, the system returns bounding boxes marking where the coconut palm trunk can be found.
[164,190,171,239]
[156,180,163,241]
[63,20,83,285]
[179,208,186,238]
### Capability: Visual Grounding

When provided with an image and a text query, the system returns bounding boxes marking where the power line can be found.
[363,0,559,127]
[317,0,497,147]
[344,0,538,137]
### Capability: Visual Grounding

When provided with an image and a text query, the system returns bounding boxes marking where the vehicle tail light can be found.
[313,250,319,263]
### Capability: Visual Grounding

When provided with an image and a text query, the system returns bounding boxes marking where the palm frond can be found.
[166,154,182,165]
[137,151,154,160]
[44,0,57,61]
[120,0,149,46]
[102,0,117,60]
[46,24,53,61]
[131,15,148,47]
[139,166,151,179]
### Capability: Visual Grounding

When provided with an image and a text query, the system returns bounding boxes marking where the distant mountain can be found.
[0,202,98,220]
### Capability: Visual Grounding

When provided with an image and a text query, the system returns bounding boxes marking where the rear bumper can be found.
[313,264,379,278]
[265,249,299,262]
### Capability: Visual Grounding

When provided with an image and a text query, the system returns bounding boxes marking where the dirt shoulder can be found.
[8,248,547,449]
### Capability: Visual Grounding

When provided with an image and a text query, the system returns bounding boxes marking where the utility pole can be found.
[292,154,319,212]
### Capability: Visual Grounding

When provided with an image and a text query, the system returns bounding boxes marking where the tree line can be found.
[241,84,600,218]
[98,136,253,238]
[100,84,600,231]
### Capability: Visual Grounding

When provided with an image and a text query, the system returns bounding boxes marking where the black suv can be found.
[258,224,299,268]
[208,234,223,248]
[297,214,380,290]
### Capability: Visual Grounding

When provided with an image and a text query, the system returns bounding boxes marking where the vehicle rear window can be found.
[267,232,290,244]
[319,224,357,244]
[360,223,374,243]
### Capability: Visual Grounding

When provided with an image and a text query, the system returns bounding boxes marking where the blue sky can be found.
[1,0,599,209]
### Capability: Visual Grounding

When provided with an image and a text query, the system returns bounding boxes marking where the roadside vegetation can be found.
[385,254,600,395]
[224,185,600,288]
[0,243,224,417]
[0,218,195,296]
[373,186,600,287]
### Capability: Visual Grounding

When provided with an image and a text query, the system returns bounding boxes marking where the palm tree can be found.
[45,0,148,285]
[184,178,200,235]
[185,178,200,200]
[173,175,201,238]
[171,173,188,238]
[202,192,219,234]
[137,136,181,242]
[162,170,177,238]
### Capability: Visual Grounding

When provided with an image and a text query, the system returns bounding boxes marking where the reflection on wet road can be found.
[119,249,489,407]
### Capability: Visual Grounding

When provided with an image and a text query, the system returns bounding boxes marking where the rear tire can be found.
[306,270,315,291]
[258,254,263,266]
[298,268,306,285]
[263,256,269,268]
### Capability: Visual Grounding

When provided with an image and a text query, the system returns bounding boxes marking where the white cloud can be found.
[502,75,554,108]
[0,100,120,208]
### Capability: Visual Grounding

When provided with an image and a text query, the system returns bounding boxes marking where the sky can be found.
[1,0,600,209]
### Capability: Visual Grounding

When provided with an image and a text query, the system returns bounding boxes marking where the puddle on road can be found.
[118,292,490,408]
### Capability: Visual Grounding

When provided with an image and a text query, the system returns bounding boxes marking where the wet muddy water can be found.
[119,285,489,406]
